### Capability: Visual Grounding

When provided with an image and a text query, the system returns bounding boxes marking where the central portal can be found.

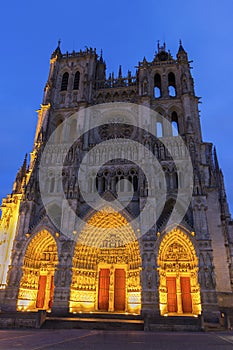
[98,267,126,312]
[70,208,141,314]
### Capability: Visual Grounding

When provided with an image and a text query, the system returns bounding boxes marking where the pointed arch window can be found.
[168,72,176,97]
[171,112,179,136]
[61,72,69,91]
[156,121,163,137]
[154,73,161,98]
[73,71,80,90]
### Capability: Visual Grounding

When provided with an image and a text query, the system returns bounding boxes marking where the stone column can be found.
[198,247,220,323]
[140,245,160,317]
[52,246,72,315]
[3,264,22,311]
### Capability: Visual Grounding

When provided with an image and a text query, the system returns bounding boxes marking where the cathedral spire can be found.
[22,153,28,177]
[100,49,103,62]
[118,65,122,79]
[178,39,185,53]
[12,154,28,194]
[51,39,62,59]
[177,40,188,62]
[213,147,220,171]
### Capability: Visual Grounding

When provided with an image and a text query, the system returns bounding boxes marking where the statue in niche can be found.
[8,266,19,286]
[146,266,153,289]
[186,116,193,134]
[143,80,148,95]
[204,268,215,289]
[159,144,165,159]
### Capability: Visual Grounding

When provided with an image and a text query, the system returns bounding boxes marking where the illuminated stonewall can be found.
[0,41,232,329]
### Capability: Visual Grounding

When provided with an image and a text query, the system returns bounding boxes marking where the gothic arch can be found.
[17,230,58,311]
[168,71,176,97]
[157,228,201,316]
[154,72,162,97]
[70,207,141,313]
[155,107,166,117]
[73,71,80,90]
[157,197,194,233]
[169,107,184,133]
[60,71,69,91]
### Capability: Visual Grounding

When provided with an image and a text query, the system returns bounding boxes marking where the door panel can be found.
[98,269,110,311]
[36,275,47,309]
[114,269,126,311]
[48,275,54,308]
[180,277,192,313]
[166,277,177,312]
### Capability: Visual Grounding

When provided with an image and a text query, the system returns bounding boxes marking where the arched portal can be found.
[70,208,141,314]
[158,228,201,316]
[17,230,58,311]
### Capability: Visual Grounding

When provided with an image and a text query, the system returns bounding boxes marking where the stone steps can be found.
[146,315,203,332]
[42,313,144,331]
[0,311,226,332]
[0,311,46,329]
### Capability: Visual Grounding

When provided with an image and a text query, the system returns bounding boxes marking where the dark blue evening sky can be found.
[0,0,233,213]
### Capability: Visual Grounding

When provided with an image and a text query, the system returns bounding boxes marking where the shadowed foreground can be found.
[0,329,232,350]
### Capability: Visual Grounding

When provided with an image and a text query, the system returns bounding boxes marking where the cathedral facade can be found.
[0,41,232,325]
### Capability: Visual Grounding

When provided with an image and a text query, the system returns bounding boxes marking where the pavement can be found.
[0,329,232,350]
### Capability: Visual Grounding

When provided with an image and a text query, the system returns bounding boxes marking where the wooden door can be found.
[166,277,177,312]
[98,269,110,311]
[114,269,126,311]
[36,275,47,309]
[180,277,192,313]
[48,275,54,308]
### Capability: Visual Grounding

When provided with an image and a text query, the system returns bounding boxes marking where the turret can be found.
[43,40,62,105]
[96,50,106,81]
[176,40,188,63]
[12,154,28,194]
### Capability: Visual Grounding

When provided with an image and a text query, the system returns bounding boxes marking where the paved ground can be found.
[0,329,232,350]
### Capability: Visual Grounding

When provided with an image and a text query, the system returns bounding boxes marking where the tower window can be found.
[156,121,163,137]
[168,72,176,97]
[171,112,179,136]
[61,72,69,91]
[73,71,80,90]
[154,73,161,98]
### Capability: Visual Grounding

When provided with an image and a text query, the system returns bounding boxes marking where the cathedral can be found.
[0,41,232,329]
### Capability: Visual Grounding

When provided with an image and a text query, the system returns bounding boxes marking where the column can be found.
[176,275,183,314]
[108,266,114,312]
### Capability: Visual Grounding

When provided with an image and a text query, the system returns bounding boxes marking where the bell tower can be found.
[137,41,202,142]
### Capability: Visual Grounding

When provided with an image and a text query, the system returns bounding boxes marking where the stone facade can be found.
[0,41,233,323]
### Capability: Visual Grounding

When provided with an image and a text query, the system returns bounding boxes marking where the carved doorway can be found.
[70,208,142,314]
[158,228,202,316]
[17,230,58,311]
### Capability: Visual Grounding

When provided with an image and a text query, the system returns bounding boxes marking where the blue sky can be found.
[0,0,233,213]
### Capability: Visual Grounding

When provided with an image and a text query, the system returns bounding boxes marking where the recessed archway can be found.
[70,208,142,314]
[17,230,58,311]
[158,228,201,316]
